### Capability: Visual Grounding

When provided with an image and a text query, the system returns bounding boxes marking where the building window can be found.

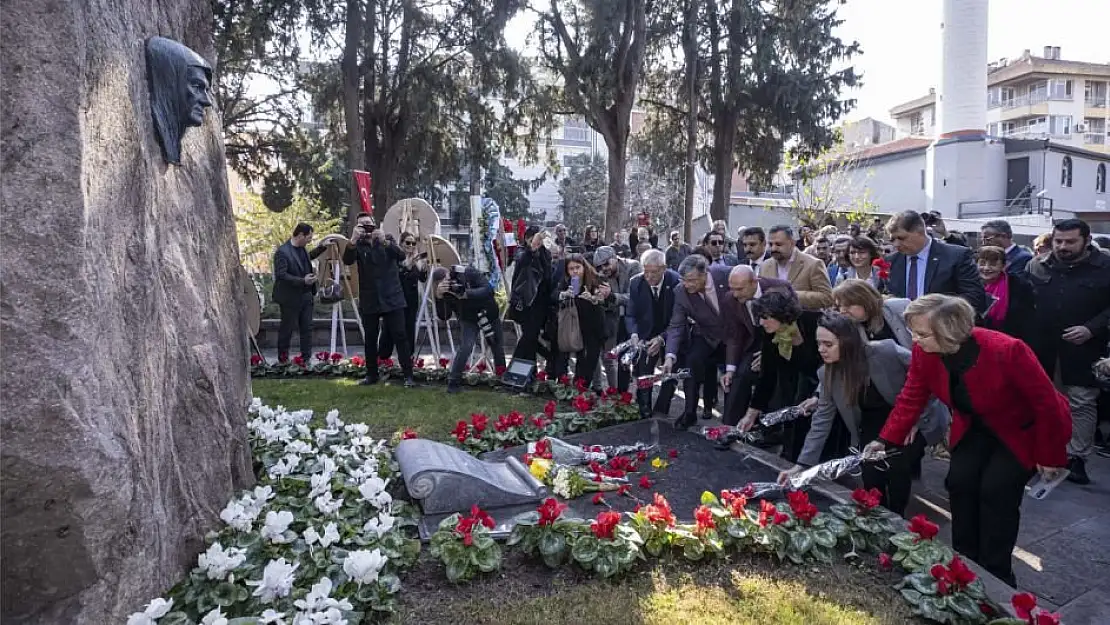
[1097,163,1107,193]
[1049,115,1072,136]
[1061,156,1073,188]
[1048,79,1073,100]
[909,112,924,136]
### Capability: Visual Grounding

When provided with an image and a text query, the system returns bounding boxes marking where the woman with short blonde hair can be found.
[864,293,1071,587]
[833,279,912,347]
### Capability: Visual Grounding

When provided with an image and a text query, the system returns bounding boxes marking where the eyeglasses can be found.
[708,240,723,247]
[403,240,416,247]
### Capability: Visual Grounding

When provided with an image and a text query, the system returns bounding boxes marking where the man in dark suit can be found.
[272,223,330,363]
[343,213,415,387]
[980,219,1033,278]
[625,249,681,418]
[719,265,795,426]
[885,211,987,314]
[661,255,739,429]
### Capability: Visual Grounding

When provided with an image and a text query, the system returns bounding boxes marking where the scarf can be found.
[983,273,1010,328]
[771,322,800,360]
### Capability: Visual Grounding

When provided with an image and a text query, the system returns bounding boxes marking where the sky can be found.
[506,0,1108,124]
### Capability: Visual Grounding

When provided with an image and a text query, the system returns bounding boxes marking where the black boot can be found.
[636,388,653,420]
[1066,456,1090,485]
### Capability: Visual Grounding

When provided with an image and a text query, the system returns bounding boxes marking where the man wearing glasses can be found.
[343,212,416,387]
[702,231,740,267]
[980,220,1033,279]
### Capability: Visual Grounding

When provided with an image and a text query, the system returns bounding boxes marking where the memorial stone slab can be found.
[396,439,547,516]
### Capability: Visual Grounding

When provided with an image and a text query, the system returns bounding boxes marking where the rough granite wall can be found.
[0,1,253,623]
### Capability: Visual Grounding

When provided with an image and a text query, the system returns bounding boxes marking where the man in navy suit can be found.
[272,223,331,362]
[624,249,681,418]
[661,255,739,429]
[885,211,988,314]
[980,219,1033,278]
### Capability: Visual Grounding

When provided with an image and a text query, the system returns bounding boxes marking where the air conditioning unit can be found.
[1074,124,1087,133]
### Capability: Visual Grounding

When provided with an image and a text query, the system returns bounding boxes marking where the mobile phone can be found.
[1027,470,1070,500]
[570,276,581,296]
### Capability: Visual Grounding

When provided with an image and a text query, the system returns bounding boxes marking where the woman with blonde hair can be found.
[832,279,911,347]
[863,294,1071,587]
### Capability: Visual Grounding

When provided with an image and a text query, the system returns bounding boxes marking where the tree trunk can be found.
[681,0,698,242]
[342,0,364,231]
[605,140,628,240]
[710,117,736,222]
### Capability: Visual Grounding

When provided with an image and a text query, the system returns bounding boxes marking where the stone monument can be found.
[395,439,548,516]
[1,2,252,624]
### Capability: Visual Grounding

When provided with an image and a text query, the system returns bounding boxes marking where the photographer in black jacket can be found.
[433,264,507,393]
[342,213,414,387]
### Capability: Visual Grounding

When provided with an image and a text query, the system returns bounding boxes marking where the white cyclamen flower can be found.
[259,609,288,625]
[284,439,314,456]
[342,549,387,585]
[250,397,263,412]
[247,558,300,603]
[253,485,275,504]
[219,500,256,532]
[303,525,321,548]
[362,512,395,538]
[319,522,341,548]
[197,542,247,580]
[325,409,343,428]
[261,510,295,543]
[344,422,370,437]
[293,576,350,614]
[126,597,173,625]
[308,472,333,499]
[358,477,392,508]
[313,492,344,516]
[201,607,229,625]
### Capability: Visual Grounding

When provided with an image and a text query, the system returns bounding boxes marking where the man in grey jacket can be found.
[594,245,641,389]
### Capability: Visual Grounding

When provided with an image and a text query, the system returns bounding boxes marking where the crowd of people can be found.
[273,208,1110,588]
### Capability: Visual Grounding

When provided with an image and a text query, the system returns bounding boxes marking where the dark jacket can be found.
[664,264,741,359]
[342,238,407,314]
[508,245,552,323]
[880,328,1071,471]
[885,238,988,314]
[665,244,691,270]
[749,310,823,412]
[624,270,681,339]
[1005,245,1034,279]
[272,240,326,306]
[725,277,795,365]
[435,265,497,324]
[554,274,607,343]
[1027,246,1110,386]
[398,259,429,308]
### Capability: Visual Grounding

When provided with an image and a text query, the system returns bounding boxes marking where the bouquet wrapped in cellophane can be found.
[758,405,806,428]
[534,437,655,466]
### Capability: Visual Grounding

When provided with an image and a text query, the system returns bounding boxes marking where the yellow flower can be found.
[530,457,552,481]
[651,457,668,470]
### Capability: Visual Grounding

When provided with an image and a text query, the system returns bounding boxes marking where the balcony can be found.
[1085,96,1108,108]
[1084,133,1107,145]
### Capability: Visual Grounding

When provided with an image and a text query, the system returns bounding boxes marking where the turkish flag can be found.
[352,170,373,214]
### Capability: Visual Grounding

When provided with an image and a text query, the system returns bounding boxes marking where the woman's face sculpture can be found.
[146,37,213,164]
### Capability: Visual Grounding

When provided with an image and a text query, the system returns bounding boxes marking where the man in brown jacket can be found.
[758,225,834,310]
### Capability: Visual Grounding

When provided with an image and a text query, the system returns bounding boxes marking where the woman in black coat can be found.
[740,290,823,463]
[976,246,1034,343]
[550,253,609,385]
[379,231,429,360]
[509,228,554,364]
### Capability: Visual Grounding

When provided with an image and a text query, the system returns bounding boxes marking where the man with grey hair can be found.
[662,255,738,428]
[594,245,642,389]
[980,219,1032,278]
[625,248,682,417]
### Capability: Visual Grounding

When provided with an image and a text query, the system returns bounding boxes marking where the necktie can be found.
[908,255,919,300]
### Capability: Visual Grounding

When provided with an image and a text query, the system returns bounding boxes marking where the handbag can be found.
[318,259,344,304]
[557,300,584,353]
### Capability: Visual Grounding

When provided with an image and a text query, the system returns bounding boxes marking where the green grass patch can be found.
[250,378,546,441]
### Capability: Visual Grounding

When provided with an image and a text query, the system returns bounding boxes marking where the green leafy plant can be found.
[828,488,905,557]
[896,556,989,624]
[757,492,840,564]
[507,498,581,568]
[890,514,956,573]
[569,510,644,578]
[428,506,502,583]
[628,493,678,557]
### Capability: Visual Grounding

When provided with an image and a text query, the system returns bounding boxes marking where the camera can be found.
[922,212,939,227]
[448,265,467,296]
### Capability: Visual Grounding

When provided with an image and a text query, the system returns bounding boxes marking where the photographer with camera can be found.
[433,264,506,393]
[342,212,415,387]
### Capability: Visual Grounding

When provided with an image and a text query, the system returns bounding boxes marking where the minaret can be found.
[926,0,1002,216]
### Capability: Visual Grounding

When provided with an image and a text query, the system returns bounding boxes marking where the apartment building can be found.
[890,46,1110,154]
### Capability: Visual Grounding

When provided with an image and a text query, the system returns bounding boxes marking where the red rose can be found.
[592,493,606,505]
[639,475,652,489]
[668,449,678,459]
[878,553,893,571]
[250,354,264,366]
[908,514,939,541]
[591,510,621,539]
[401,427,417,440]
[1011,592,1038,620]
[537,497,567,526]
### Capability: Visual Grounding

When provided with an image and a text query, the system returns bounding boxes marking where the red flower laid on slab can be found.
[592,493,606,505]
[535,370,549,382]
[537,497,567,526]
[636,451,648,462]
[591,510,621,539]
[250,354,264,366]
[694,505,715,535]
[470,413,489,434]
[401,427,418,440]
[851,487,882,512]
[639,475,653,489]
[543,400,557,417]
[439,357,450,368]
[667,449,678,459]
[878,553,893,571]
[1012,592,1038,620]
[617,484,631,496]
[908,514,940,541]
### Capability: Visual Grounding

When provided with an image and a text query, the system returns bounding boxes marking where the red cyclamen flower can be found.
[1011,592,1038,620]
[908,514,940,541]
[851,487,882,512]
[694,505,715,535]
[878,552,893,571]
[537,498,567,526]
[591,510,621,539]
[592,493,606,505]
[401,427,417,440]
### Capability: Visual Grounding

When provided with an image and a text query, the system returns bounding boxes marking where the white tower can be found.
[926,0,1003,216]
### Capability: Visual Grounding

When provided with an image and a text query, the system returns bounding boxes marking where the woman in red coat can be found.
[863,294,1071,588]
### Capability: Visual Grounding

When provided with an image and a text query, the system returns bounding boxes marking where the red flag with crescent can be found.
[352,170,373,214]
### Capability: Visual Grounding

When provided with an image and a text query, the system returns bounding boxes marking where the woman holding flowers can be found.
[863,294,1071,587]
[777,313,947,516]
